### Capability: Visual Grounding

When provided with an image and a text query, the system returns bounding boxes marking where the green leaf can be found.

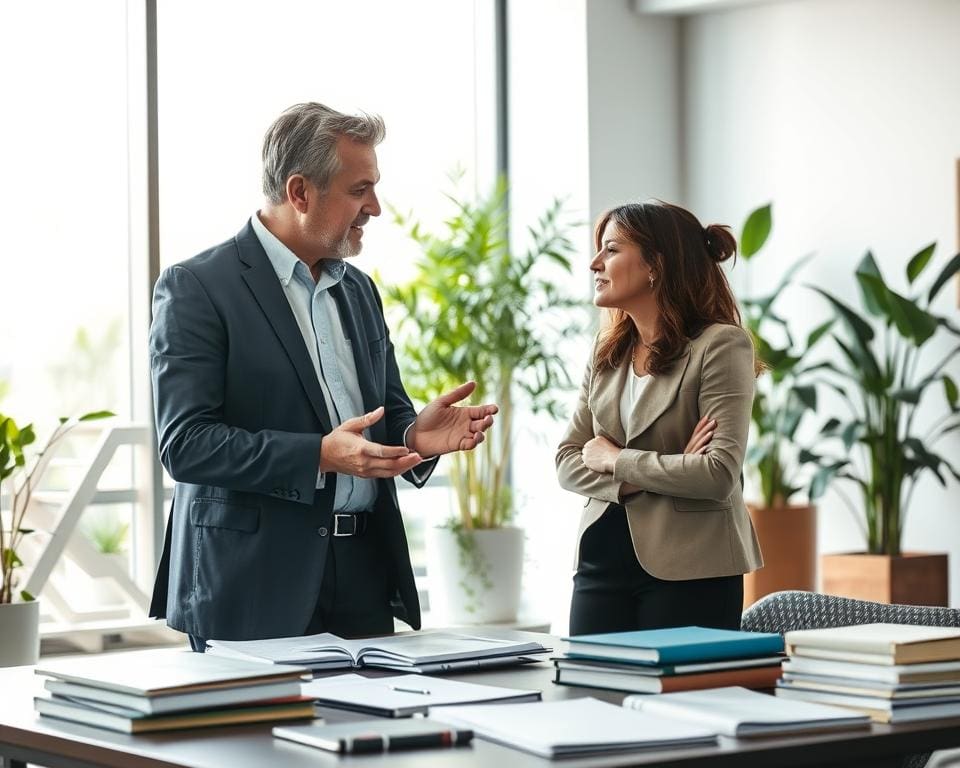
[806,319,833,349]
[792,385,817,411]
[855,252,890,318]
[907,242,936,285]
[928,251,960,305]
[820,418,841,434]
[809,461,849,499]
[79,410,113,422]
[809,287,875,346]
[944,375,959,410]
[20,590,35,602]
[2,548,23,569]
[840,421,863,451]
[891,290,939,345]
[740,204,772,260]
[904,438,946,485]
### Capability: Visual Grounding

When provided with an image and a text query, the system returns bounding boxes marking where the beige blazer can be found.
[556,323,763,581]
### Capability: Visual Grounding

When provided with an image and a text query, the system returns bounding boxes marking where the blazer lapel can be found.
[626,345,693,443]
[330,278,379,413]
[588,356,629,446]
[235,224,334,433]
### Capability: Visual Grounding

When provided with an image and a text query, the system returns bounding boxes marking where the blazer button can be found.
[317,526,329,537]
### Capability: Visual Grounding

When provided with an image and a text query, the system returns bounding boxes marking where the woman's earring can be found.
[649,273,655,288]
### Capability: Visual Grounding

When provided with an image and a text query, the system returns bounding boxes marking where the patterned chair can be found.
[741,591,960,768]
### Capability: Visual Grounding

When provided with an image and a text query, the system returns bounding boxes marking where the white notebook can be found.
[302,673,540,717]
[428,697,717,757]
[624,686,871,737]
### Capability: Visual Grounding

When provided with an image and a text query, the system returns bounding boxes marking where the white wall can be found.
[682,0,960,604]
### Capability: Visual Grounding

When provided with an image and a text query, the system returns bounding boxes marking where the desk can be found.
[2,632,960,768]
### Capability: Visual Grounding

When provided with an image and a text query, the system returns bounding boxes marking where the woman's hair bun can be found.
[703,223,737,263]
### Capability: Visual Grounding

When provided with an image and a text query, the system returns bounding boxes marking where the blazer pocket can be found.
[190,499,260,533]
[672,496,732,513]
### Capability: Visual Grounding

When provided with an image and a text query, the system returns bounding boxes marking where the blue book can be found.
[563,627,784,666]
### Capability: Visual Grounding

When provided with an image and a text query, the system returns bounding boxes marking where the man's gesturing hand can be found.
[406,381,499,457]
[319,407,423,478]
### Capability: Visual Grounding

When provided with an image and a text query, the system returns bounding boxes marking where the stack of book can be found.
[34,648,315,733]
[775,623,960,723]
[554,626,785,694]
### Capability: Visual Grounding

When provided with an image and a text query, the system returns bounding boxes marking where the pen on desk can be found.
[389,685,432,695]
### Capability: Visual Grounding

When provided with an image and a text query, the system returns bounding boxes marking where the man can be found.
[149,102,497,649]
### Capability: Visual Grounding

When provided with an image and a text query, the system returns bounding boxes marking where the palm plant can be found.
[385,178,584,530]
[801,245,960,555]
[739,203,831,508]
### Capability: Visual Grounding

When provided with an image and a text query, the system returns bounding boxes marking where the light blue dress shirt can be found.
[251,213,377,512]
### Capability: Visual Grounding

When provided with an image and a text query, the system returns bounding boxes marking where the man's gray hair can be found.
[261,102,385,205]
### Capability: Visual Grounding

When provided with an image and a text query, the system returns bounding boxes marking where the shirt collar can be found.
[249,212,346,290]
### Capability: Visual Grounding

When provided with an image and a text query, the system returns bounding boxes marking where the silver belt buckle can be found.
[332,513,355,537]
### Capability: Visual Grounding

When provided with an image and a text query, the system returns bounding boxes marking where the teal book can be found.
[563,627,784,666]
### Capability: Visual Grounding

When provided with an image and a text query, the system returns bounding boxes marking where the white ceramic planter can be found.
[426,525,524,624]
[0,599,40,667]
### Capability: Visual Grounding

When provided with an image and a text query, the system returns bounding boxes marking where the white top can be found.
[620,367,651,436]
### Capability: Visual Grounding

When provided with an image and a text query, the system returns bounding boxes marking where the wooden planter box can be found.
[743,504,817,608]
[821,552,949,607]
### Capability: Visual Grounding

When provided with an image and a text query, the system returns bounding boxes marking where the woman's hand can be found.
[582,435,622,474]
[684,415,716,455]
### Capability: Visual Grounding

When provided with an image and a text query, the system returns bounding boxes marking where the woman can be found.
[556,201,762,635]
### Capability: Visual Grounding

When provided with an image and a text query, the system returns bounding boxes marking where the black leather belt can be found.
[332,512,368,537]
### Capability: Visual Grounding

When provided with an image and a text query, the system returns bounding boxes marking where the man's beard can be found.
[327,231,362,260]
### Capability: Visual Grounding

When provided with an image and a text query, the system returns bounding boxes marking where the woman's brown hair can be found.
[594,201,754,375]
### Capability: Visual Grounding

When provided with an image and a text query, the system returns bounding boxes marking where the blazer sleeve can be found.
[612,325,755,501]
[555,350,624,503]
[150,265,323,503]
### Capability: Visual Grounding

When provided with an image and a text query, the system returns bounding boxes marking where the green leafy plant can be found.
[385,177,584,531]
[82,510,130,555]
[1,410,114,603]
[739,203,831,508]
[801,245,960,555]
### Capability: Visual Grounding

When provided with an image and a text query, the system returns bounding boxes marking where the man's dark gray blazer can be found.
[148,221,432,641]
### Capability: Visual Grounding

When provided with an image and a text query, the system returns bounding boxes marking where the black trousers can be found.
[569,504,743,636]
[189,518,394,651]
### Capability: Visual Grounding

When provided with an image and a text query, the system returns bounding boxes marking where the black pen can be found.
[389,685,431,695]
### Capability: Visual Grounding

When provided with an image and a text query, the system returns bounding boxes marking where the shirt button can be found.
[317,526,328,537]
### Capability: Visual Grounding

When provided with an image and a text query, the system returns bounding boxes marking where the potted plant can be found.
[802,244,960,605]
[738,204,830,607]
[1,410,112,665]
[385,178,583,623]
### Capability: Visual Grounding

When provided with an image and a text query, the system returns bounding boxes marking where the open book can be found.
[207,631,549,673]
[624,686,871,737]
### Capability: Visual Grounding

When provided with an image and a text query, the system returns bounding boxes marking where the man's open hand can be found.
[319,407,422,478]
[406,381,499,457]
